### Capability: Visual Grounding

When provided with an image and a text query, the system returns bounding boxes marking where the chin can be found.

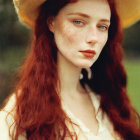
[81,65,92,69]
[80,60,96,68]
[75,62,93,69]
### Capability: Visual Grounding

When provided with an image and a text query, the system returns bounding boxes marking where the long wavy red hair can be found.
[9,0,140,139]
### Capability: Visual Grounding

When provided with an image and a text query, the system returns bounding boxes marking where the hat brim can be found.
[115,0,140,28]
[13,0,140,28]
[13,0,46,28]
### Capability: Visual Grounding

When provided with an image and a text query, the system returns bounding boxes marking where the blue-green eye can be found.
[73,20,84,26]
[98,25,108,31]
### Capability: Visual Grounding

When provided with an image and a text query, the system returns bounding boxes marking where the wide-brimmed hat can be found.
[13,0,140,28]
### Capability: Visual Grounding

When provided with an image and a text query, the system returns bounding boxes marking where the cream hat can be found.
[13,0,140,28]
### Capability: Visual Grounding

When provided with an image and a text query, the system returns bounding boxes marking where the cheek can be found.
[63,25,82,44]
[55,20,82,44]
[100,34,108,49]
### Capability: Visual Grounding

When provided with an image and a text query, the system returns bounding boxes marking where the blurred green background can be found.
[0,1,140,113]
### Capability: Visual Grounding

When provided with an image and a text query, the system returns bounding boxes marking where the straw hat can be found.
[13,0,140,28]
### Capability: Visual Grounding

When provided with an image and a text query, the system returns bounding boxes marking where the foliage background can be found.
[0,0,140,113]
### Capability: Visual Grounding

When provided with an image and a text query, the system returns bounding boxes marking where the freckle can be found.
[57,18,80,43]
[61,23,77,42]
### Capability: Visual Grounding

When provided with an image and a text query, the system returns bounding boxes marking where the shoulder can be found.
[0,111,13,139]
[0,94,16,139]
[0,94,27,140]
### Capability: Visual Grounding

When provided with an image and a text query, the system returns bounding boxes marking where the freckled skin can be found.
[51,0,111,68]
[54,14,80,45]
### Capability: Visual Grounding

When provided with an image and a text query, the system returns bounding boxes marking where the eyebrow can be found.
[67,12,90,18]
[67,12,110,23]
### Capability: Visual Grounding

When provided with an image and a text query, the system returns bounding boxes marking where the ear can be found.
[47,16,55,33]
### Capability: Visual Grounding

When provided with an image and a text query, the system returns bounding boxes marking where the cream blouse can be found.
[61,90,122,140]
[0,89,122,140]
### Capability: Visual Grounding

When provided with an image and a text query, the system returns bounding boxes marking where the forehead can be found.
[58,0,111,20]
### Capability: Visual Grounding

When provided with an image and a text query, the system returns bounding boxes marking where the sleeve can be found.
[0,111,13,140]
[0,94,16,140]
[0,94,27,140]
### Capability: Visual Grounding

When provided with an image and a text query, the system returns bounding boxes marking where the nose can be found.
[86,27,98,45]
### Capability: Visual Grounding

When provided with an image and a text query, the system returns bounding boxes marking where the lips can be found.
[79,50,96,58]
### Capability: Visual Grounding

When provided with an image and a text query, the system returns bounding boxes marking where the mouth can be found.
[79,50,96,58]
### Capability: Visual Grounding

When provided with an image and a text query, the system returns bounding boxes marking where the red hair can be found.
[9,0,140,139]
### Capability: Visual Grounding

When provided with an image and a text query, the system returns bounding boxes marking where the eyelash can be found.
[97,25,109,31]
[72,20,85,26]
[72,20,109,31]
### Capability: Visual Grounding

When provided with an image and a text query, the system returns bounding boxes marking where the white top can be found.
[61,90,122,140]
[0,90,122,140]
[0,95,26,140]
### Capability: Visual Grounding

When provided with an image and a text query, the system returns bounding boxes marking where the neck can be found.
[57,53,85,99]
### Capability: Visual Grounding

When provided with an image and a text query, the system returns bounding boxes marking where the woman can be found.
[0,0,140,139]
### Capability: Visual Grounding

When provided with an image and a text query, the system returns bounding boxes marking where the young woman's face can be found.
[49,0,111,68]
